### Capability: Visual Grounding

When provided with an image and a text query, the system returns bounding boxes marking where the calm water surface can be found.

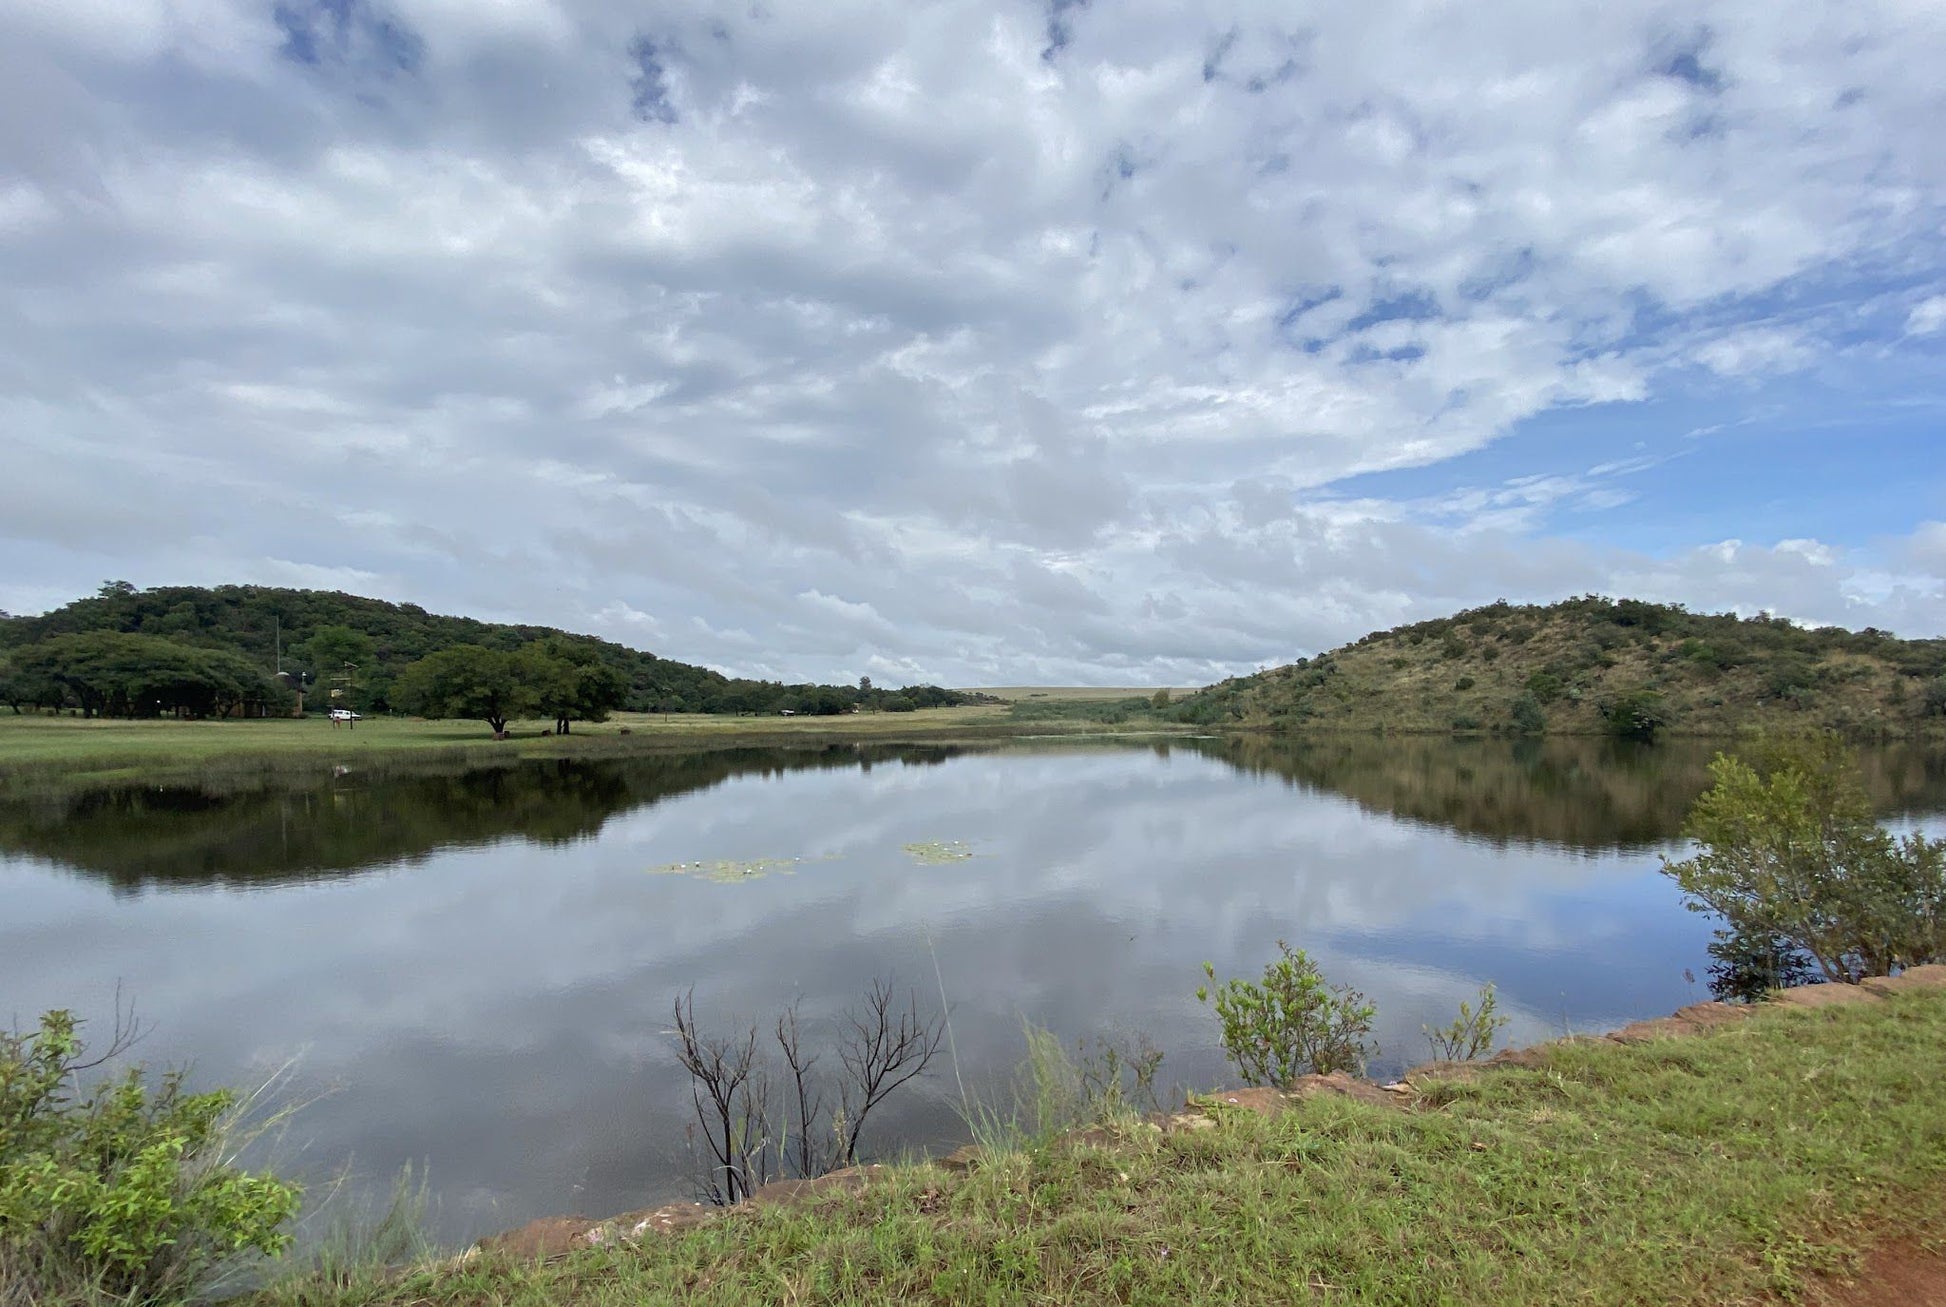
[4,736,1944,1242]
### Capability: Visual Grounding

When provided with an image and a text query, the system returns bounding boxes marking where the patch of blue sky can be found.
[1324,355,1946,556]
[273,0,423,78]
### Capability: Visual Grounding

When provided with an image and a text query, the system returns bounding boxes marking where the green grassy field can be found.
[260,989,1946,1307]
[0,703,1185,792]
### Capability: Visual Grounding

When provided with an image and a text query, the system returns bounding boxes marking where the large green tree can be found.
[7,634,285,719]
[519,640,628,735]
[295,624,377,710]
[394,646,538,737]
[1661,732,1946,983]
[0,654,62,714]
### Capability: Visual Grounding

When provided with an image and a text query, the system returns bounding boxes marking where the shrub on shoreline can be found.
[1,1010,300,1307]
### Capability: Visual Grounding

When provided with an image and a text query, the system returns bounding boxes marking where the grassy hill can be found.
[0,584,968,717]
[1172,596,1946,738]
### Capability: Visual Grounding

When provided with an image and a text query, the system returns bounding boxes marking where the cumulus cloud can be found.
[1908,295,1946,336]
[1,0,1943,676]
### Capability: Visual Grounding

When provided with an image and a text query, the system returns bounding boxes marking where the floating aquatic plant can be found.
[647,856,808,883]
[902,840,973,865]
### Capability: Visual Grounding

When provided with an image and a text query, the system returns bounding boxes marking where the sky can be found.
[2,0,1943,686]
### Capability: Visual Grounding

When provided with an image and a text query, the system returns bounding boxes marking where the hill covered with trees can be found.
[0,583,973,719]
[1172,596,1946,738]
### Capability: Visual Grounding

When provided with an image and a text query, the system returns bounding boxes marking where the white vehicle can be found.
[327,708,362,722]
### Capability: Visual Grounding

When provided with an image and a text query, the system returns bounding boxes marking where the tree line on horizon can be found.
[0,582,975,725]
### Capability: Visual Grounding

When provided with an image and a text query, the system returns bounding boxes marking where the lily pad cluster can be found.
[647,856,811,883]
[901,840,974,865]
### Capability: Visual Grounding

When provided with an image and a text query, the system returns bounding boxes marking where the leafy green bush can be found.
[1661,733,1946,983]
[1762,656,1818,703]
[1524,671,1565,705]
[1197,944,1375,1085]
[1600,689,1668,742]
[0,1010,301,1306]
[1509,693,1546,735]
[1423,984,1509,1062]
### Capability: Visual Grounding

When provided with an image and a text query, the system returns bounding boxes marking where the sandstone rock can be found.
[1202,1087,1293,1115]
[1056,1125,1136,1151]
[474,1215,596,1261]
[1401,1058,1485,1083]
[1286,1072,1399,1107]
[1671,1001,1753,1029]
[1607,1016,1696,1045]
[1768,983,1883,1009]
[1482,1044,1554,1070]
[936,1144,983,1172]
[1861,965,1946,997]
[582,1202,719,1245]
[746,1165,882,1210]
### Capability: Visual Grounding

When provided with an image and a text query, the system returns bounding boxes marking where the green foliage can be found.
[1196,943,1375,1085]
[0,655,64,715]
[1523,670,1565,704]
[1661,732,1946,982]
[1763,656,1819,706]
[7,633,290,720]
[1423,984,1509,1061]
[1679,639,1736,672]
[1600,688,1667,741]
[393,646,536,736]
[1704,929,1820,1004]
[1452,676,1475,691]
[0,1010,301,1305]
[1149,688,1171,710]
[1167,594,1946,737]
[0,584,973,722]
[293,627,374,682]
[1924,677,1946,718]
[1509,692,1546,735]
[518,640,628,735]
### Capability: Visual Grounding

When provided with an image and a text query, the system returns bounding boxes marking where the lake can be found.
[4,735,1944,1244]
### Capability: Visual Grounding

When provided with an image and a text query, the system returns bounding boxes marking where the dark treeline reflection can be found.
[0,744,965,891]
[8,736,1946,890]
[1190,734,1946,852]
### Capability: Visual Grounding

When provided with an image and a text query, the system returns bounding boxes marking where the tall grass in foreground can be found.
[253,1168,437,1307]
[960,1023,1168,1156]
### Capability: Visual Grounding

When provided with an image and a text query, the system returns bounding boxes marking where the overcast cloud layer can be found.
[3,0,1944,684]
